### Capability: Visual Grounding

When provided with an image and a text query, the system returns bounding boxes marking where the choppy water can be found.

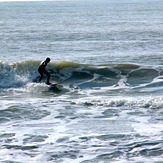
[0,0,163,162]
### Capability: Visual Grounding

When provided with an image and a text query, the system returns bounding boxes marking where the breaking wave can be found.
[0,60,163,92]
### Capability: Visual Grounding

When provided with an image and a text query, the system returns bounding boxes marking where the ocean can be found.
[0,0,163,162]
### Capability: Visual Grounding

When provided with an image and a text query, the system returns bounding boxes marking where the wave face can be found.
[0,60,163,92]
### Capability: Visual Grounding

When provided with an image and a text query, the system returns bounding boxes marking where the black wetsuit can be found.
[38,61,51,84]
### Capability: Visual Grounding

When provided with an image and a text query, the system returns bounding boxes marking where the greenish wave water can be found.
[1,61,163,91]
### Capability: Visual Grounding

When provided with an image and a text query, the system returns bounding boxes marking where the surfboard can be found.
[48,83,63,91]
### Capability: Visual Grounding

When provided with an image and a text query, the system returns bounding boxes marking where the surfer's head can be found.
[46,57,51,63]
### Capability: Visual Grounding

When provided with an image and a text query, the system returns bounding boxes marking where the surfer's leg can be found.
[44,70,51,84]
[38,70,44,82]
[39,75,43,82]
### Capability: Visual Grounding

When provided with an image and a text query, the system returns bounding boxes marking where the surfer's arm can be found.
[38,61,47,70]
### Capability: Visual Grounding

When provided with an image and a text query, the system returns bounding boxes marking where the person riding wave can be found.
[38,57,51,85]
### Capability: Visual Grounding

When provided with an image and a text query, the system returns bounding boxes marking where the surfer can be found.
[38,57,51,85]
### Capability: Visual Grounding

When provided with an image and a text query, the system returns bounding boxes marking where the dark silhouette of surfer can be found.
[38,57,51,85]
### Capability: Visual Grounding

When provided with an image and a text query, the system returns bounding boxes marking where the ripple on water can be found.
[0,104,51,123]
[23,135,48,144]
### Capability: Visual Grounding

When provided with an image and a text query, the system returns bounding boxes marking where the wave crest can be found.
[0,61,163,91]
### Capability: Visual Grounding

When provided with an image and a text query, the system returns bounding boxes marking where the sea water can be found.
[0,0,163,162]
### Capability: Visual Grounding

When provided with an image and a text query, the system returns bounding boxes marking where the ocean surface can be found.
[0,0,163,162]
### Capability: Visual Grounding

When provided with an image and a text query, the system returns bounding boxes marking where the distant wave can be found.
[0,60,163,91]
